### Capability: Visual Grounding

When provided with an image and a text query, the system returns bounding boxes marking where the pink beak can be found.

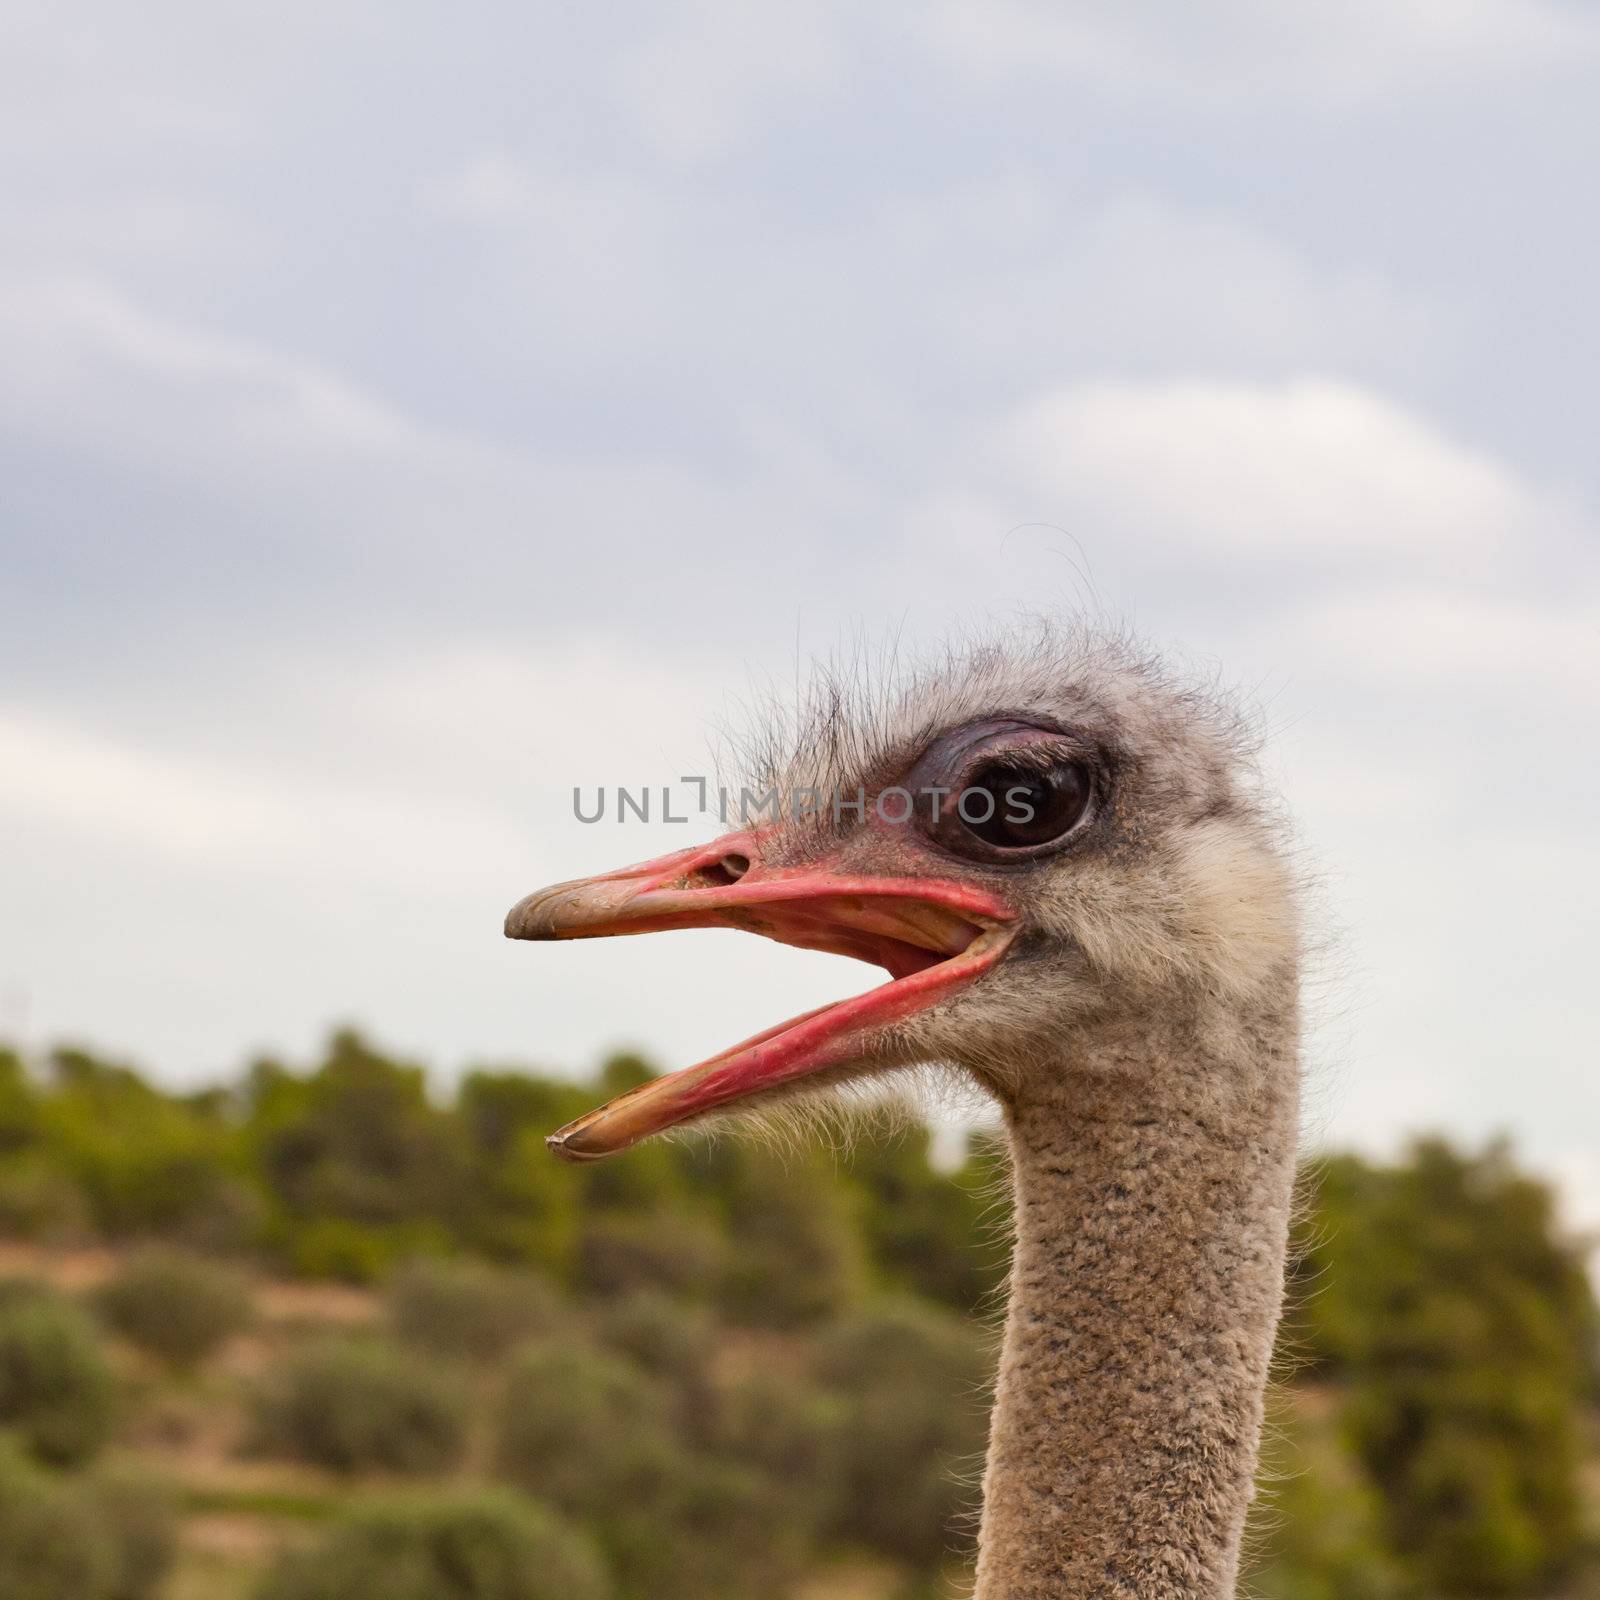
[505,830,1017,1160]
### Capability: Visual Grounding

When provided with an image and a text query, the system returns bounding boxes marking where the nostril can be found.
[687,852,752,888]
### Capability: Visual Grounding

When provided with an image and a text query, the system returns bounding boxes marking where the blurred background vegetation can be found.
[0,1029,1593,1600]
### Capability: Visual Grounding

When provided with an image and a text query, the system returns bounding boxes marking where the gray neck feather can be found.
[974,991,1299,1599]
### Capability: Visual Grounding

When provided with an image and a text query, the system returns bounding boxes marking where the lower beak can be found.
[505,833,1016,1160]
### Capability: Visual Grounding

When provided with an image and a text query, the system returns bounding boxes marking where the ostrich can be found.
[504,629,1300,1600]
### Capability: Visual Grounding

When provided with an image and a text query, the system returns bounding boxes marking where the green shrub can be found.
[250,1338,468,1474]
[255,1487,610,1600]
[815,1299,992,1566]
[250,1030,474,1261]
[39,1048,249,1241]
[288,1218,447,1284]
[84,1466,177,1600]
[0,1277,62,1312]
[492,1337,824,1600]
[574,1214,726,1301]
[710,1367,843,1535]
[0,1047,36,1147]
[617,1368,849,1597]
[1242,1395,1401,1600]
[494,1341,675,1514]
[592,1291,713,1398]
[0,1155,90,1240]
[706,1146,865,1327]
[0,1441,174,1600]
[844,1128,1009,1313]
[0,1441,117,1600]
[95,1248,252,1368]
[1298,1141,1599,1595]
[604,1459,789,1600]
[389,1258,567,1361]
[0,1295,116,1466]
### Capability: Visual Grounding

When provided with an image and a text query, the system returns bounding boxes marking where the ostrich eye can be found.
[952,758,1093,852]
[904,719,1102,862]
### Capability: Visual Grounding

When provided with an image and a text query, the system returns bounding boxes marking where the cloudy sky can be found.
[2,2,1596,1231]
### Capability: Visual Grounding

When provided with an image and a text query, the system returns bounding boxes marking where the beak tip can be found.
[546,1126,608,1164]
[504,894,553,942]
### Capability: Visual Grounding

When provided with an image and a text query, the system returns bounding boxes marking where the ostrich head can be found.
[506,628,1297,1158]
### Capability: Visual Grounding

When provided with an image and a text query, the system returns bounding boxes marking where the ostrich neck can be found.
[974,995,1299,1600]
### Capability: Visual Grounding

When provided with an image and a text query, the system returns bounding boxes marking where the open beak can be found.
[505,831,1018,1161]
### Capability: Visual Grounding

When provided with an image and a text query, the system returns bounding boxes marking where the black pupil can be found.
[959,761,1091,849]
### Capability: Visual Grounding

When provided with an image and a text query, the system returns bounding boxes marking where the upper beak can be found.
[505,831,1016,1160]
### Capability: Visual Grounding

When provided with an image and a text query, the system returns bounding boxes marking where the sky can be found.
[1,2,1597,1235]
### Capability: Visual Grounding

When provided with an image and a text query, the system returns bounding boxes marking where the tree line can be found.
[0,1030,1594,1599]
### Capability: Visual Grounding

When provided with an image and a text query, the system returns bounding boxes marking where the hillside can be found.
[0,1032,1594,1600]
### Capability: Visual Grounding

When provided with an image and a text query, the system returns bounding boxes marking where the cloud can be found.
[423,158,1446,408]
[0,629,734,881]
[973,376,1553,559]
[925,0,1600,106]
[0,637,860,1092]
[613,0,843,161]
[0,277,877,657]
[1265,589,1600,699]
[0,276,461,476]
[431,153,541,224]
[2,0,1597,1244]
[0,276,544,641]
[846,190,1448,390]
[0,702,526,893]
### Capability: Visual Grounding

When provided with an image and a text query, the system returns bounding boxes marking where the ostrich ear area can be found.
[503,833,1018,1162]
